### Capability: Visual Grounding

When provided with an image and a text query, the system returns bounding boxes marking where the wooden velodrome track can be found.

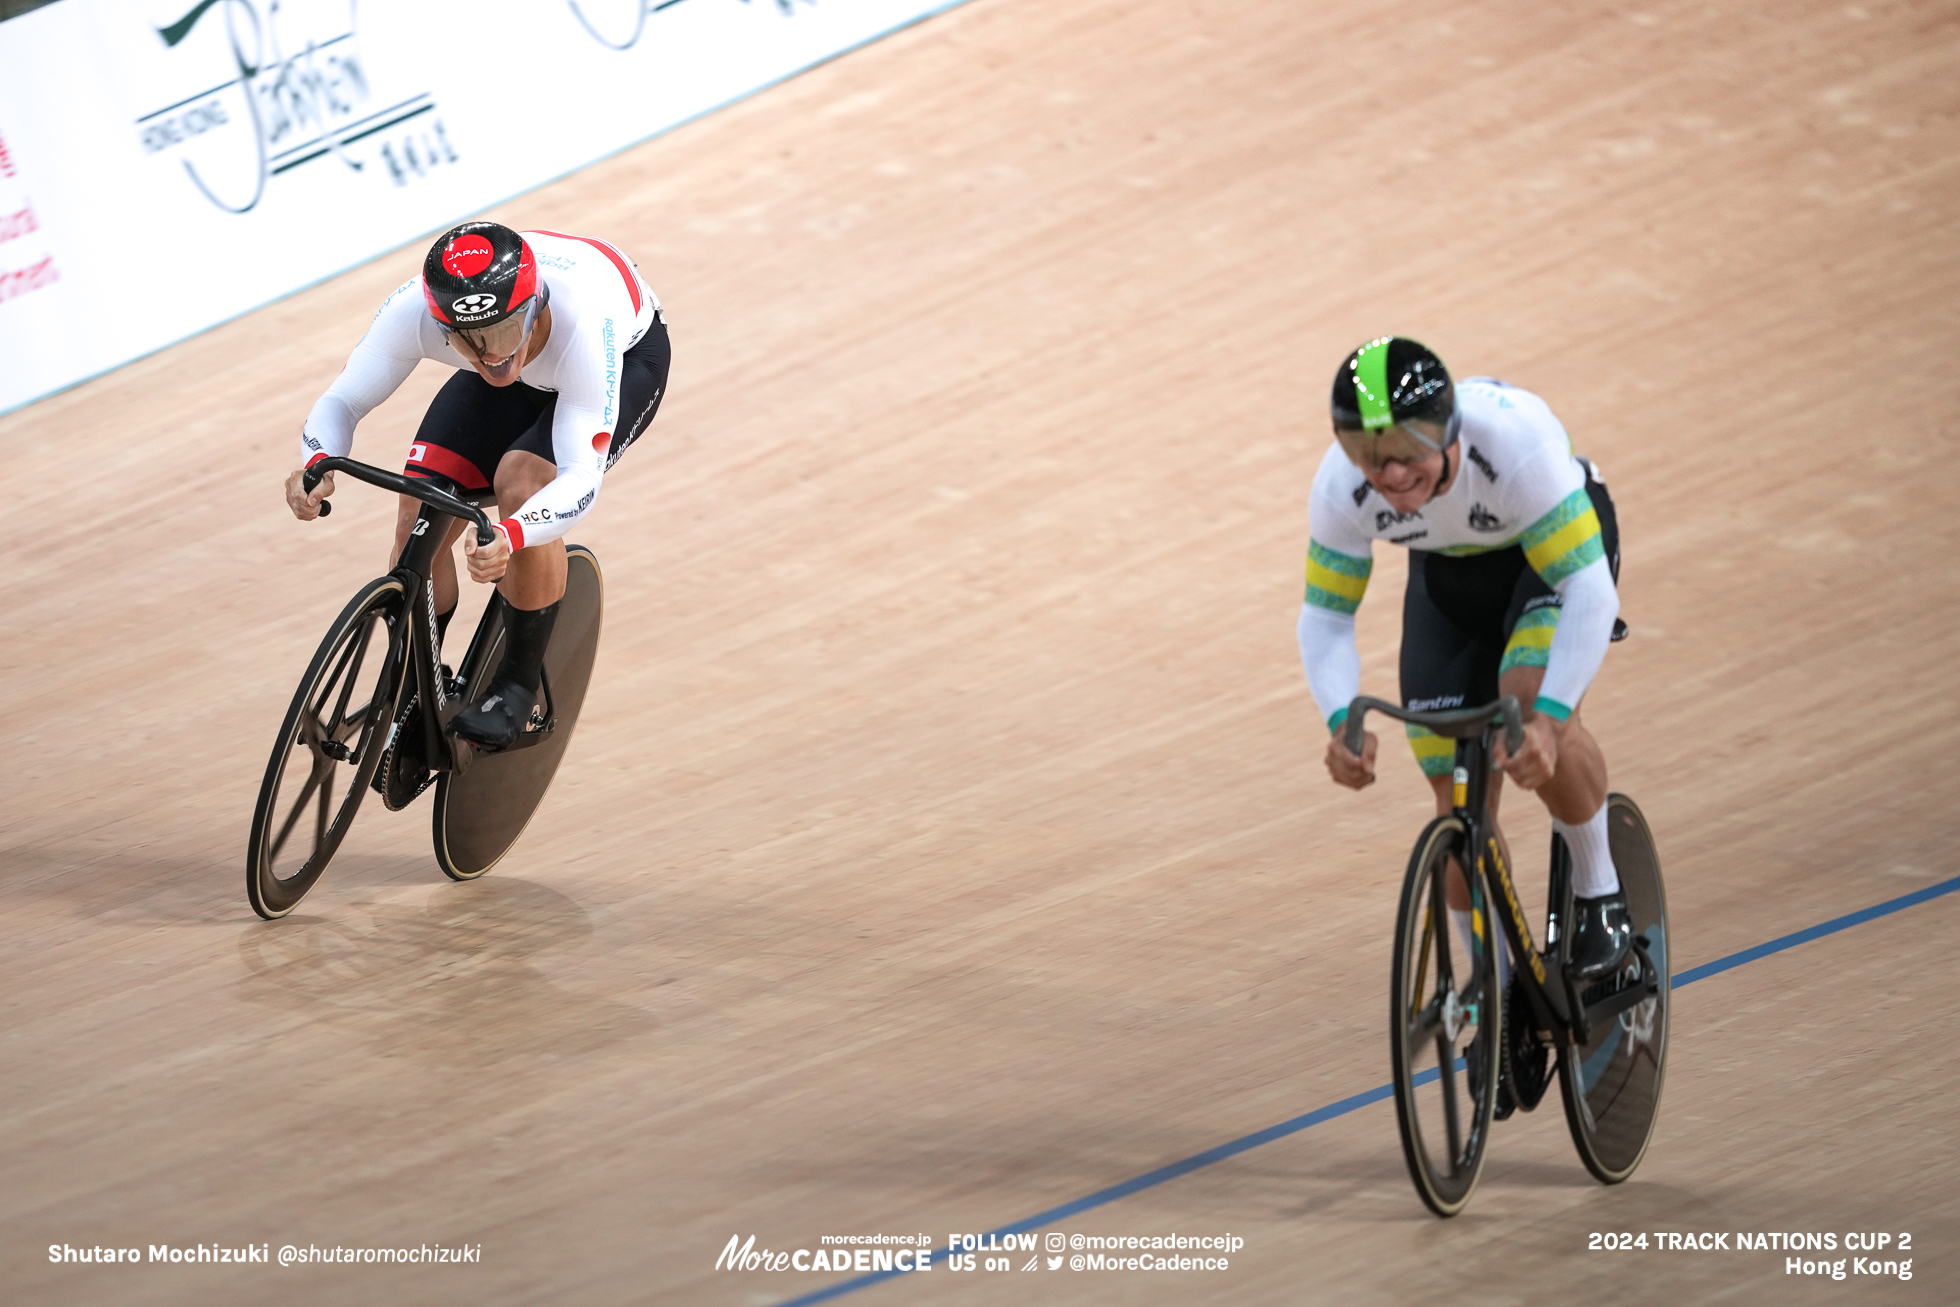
[4,0,1957,1302]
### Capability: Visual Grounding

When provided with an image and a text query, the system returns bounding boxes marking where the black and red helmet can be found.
[422,221,538,329]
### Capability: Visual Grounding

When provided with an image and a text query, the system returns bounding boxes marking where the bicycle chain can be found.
[375,692,441,811]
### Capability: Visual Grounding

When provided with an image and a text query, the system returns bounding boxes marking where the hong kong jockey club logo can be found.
[569,0,817,52]
[452,293,498,315]
[139,0,456,212]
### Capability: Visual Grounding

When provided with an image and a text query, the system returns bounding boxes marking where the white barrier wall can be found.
[0,0,963,415]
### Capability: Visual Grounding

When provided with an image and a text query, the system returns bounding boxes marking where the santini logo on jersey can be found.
[1375,508,1421,531]
[451,293,498,316]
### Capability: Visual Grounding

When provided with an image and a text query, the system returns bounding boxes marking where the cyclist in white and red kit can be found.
[282,220,669,754]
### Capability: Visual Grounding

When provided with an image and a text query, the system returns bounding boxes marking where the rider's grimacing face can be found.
[1366,450,1448,514]
[454,329,527,387]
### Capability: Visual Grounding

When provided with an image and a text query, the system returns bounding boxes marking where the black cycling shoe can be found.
[1566,891,1634,982]
[448,676,535,749]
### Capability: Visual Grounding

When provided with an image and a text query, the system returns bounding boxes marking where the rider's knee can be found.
[492,452,554,515]
[391,493,423,547]
[1426,773,1453,816]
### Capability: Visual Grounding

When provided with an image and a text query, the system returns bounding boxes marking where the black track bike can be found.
[246,456,605,919]
[1343,695,1669,1217]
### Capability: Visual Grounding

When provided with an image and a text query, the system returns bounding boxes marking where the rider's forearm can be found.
[300,393,358,467]
[1297,603,1361,731]
[1536,559,1617,719]
[495,465,601,552]
[496,400,613,549]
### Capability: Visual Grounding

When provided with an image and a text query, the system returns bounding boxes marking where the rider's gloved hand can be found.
[1494,713,1562,791]
[1325,727,1377,789]
[284,468,334,520]
[464,523,513,583]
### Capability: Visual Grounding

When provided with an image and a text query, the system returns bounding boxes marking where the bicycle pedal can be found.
[320,740,354,762]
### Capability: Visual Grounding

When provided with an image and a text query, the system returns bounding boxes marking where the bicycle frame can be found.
[1345,695,1659,1050]
[301,456,558,774]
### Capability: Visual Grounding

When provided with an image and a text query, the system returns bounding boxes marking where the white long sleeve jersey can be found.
[300,229,660,550]
[1296,378,1619,727]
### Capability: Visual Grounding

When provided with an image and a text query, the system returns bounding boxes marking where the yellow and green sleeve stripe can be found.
[1499,605,1559,675]
[1520,488,1604,586]
[1305,540,1372,615]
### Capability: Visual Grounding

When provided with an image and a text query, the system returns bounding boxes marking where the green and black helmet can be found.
[1329,336,1458,472]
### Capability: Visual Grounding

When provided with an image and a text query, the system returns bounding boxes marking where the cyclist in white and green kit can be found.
[1296,337,1632,984]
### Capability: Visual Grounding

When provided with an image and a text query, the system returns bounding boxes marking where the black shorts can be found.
[404,319,670,492]
[1398,460,1620,775]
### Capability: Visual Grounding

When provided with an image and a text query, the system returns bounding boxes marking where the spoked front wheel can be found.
[1390,814,1502,1217]
[1558,792,1669,1182]
[246,577,407,919]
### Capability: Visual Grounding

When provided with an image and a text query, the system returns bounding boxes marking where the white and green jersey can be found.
[1297,378,1619,726]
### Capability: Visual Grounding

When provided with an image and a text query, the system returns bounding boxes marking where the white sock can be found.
[1450,906,1511,993]
[1555,803,1620,899]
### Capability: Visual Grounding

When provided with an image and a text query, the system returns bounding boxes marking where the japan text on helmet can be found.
[1328,336,1458,472]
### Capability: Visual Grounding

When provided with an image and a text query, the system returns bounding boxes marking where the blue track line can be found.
[769,873,1960,1307]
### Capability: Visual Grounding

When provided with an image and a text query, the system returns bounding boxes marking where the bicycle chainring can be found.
[1505,976,1555,1112]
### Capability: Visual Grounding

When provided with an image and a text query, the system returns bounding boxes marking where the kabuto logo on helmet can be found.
[452,293,499,316]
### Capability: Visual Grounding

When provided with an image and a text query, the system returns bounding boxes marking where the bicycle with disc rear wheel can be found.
[246,456,603,918]
[1347,695,1669,1216]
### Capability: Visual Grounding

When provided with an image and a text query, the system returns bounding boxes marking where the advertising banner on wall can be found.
[0,0,963,415]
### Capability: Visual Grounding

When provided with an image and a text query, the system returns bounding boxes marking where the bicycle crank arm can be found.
[492,713,557,753]
[1627,934,1661,994]
[1576,940,1662,1028]
[1581,979,1650,1028]
[1562,972,1592,1047]
[440,669,558,761]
